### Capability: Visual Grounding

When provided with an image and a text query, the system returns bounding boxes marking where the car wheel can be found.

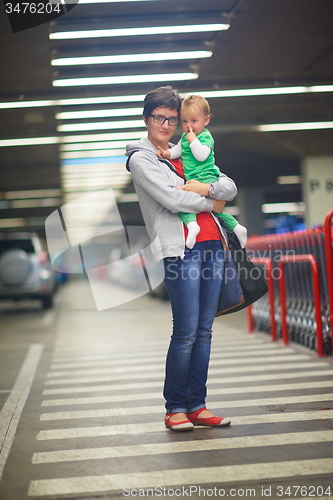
[41,295,53,309]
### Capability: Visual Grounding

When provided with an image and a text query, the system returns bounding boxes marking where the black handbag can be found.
[216,224,268,316]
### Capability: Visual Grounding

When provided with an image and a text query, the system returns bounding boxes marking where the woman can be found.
[126,86,237,431]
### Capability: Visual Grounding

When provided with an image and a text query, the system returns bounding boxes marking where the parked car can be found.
[0,232,56,309]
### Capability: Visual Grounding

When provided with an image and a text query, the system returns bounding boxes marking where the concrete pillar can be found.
[235,187,265,236]
[301,156,333,228]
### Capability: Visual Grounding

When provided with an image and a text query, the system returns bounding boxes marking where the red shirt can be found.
[170,158,220,242]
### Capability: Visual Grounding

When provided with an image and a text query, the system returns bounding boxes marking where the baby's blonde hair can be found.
[181,94,210,116]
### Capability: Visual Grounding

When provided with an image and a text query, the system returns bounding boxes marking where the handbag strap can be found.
[211,214,229,250]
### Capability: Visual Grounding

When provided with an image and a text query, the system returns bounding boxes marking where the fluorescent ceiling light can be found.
[191,85,333,99]
[56,107,142,120]
[310,85,333,92]
[11,198,61,209]
[0,99,56,109]
[61,131,146,143]
[277,176,301,185]
[63,179,128,187]
[62,173,127,180]
[57,119,145,132]
[61,168,129,177]
[62,165,128,172]
[0,218,25,228]
[63,185,124,192]
[4,188,62,199]
[60,150,125,159]
[62,180,129,187]
[0,137,58,147]
[61,156,125,165]
[60,165,126,172]
[60,140,131,151]
[198,86,308,98]
[2,85,333,110]
[53,72,198,87]
[56,95,145,106]
[52,50,212,66]
[0,131,145,147]
[62,177,130,185]
[62,177,127,183]
[62,179,127,186]
[0,94,145,109]
[262,202,305,214]
[49,23,229,40]
[258,121,333,132]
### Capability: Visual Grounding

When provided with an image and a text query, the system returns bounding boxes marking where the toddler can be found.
[157,94,247,249]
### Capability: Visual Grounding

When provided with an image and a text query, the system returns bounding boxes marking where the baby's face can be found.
[180,107,210,135]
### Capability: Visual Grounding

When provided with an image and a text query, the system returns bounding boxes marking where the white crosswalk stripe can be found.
[43,361,327,385]
[42,369,333,395]
[51,343,284,369]
[28,459,333,496]
[36,409,333,440]
[51,335,259,354]
[50,342,280,363]
[49,346,297,369]
[39,393,333,421]
[45,354,311,378]
[32,430,333,463]
[41,380,333,406]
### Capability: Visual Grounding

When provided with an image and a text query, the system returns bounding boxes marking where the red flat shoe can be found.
[187,408,231,427]
[164,413,194,432]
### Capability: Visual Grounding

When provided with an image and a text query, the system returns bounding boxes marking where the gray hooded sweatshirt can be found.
[126,138,237,261]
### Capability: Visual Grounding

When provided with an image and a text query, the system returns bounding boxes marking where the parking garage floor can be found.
[0,278,333,500]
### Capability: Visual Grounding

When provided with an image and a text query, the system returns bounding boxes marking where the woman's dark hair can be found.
[143,86,181,118]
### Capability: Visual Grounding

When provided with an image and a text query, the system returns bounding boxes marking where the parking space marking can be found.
[42,311,55,325]
[0,343,43,479]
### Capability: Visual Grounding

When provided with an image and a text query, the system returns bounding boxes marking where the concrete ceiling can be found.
[0,0,333,229]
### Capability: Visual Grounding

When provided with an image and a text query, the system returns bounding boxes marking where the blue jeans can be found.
[163,240,224,414]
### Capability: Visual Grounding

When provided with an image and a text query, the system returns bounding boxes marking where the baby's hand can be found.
[186,126,196,143]
[156,146,170,159]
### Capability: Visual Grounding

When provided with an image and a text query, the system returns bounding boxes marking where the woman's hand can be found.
[176,179,210,196]
[212,199,226,213]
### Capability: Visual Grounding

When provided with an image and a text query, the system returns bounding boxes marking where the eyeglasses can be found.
[150,114,179,126]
